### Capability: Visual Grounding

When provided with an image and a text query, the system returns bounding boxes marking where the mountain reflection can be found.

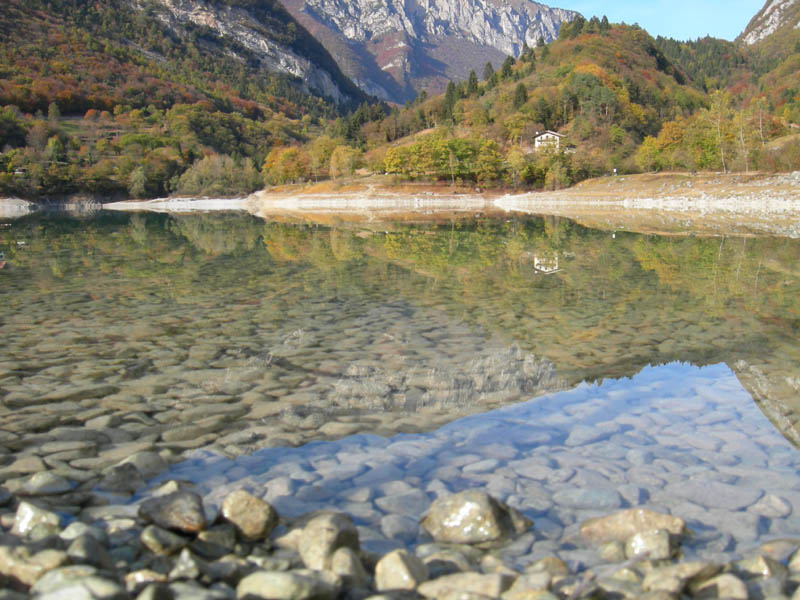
[2,211,799,447]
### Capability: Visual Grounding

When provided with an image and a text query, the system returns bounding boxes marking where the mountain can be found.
[739,0,800,46]
[279,0,579,103]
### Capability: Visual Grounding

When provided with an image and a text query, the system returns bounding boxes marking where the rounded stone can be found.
[298,513,360,571]
[375,549,429,591]
[221,490,278,541]
[12,501,62,536]
[421,490,532,545]
[236,570,339,600]
[20,472,75,496]
[580,508,686,545]
[138,491,206,534]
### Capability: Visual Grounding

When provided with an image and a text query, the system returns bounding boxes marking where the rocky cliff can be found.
[739,0,800,45]
[137,0,367,105]
[279,0,579,103]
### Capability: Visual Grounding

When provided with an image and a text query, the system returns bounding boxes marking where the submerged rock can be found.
[421,490,532,546]
[580,508,686,545]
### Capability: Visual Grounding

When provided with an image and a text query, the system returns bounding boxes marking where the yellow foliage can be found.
[574,63,608,83]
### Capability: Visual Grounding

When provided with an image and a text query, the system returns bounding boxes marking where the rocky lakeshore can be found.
[1,363,800,599]
[2,479,800,600]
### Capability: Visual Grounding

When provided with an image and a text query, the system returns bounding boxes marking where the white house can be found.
[534,130,564,150]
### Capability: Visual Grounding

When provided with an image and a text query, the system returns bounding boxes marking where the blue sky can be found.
[556,0,765,41]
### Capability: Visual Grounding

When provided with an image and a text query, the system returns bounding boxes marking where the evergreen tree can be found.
[501,56,515,79]
[443,81,457,122]
[483,62,495,81]
[467,70,479,95]
[513,83,528,110]
[600,15,610,32]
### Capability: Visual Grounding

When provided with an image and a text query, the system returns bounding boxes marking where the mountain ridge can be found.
[280,0,579,103]
[739,0,800,45]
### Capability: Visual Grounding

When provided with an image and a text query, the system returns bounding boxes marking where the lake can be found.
[1,209,799,570]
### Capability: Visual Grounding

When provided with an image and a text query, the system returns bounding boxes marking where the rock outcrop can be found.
[280,0,579,102]
[739,0,800,45]
[132,0,366,105]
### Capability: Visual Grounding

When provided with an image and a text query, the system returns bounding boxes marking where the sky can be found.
[555,0,766,41]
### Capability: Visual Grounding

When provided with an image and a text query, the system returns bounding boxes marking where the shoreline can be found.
[8,172,800,237]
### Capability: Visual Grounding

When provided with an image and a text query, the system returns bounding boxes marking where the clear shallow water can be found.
[2,211,800,565]
[147,361,800,569]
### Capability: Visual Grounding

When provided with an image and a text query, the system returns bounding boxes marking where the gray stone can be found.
[380,514,419,542]
[565,423,620,446]
[59,522,109,545]
[20,471,75,496]
[670,481,763,511]
[625,529,674,560]
[236,570,340,600]
[298,512,360,571]
[169,548,203,581]
[32,566,125,599]
[552,488,622,511]
[330,547,369,588]
[749,494,793,518]
[221,490,278,541]
[374,490,430,518]
[690,573,748,599]
[97,463,146,495]
[580,508,686,545]
[374,549,428,591]
[67,534,115,570]
[11,501,62,536]
[0,547,70,587]
[141,525,190,556]
[421,491,532,546]
[119,452,168,479]
[641,562,721,593]
[417,572,516,598]
[139,491,206,534]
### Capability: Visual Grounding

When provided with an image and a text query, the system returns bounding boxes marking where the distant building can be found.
[534,130,564,150]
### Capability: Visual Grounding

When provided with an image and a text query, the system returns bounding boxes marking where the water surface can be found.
[2,210,800,566]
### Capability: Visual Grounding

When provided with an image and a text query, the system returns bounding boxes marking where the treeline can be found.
[636,91,798,173]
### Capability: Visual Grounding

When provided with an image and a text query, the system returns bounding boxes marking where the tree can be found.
[501,56,515,79]
[475,140,504,183]
[506,147,528,187]
[443,81,457,122]
[308,135,338,181]
[467,70,479,95]
[329,145,361,179]
[128,166,148,198]
[513,83,528,110]
[483,62,495,81]
[47,102,61,123]
[708,90,732,173]
[635,136,661,172]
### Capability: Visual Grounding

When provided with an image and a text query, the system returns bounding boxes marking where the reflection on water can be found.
[1,211,800,552]
[147,362,800,569]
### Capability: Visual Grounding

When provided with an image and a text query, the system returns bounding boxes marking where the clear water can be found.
[2,210,800,567]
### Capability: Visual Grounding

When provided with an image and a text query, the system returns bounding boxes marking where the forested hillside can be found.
[0,0,381,199]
